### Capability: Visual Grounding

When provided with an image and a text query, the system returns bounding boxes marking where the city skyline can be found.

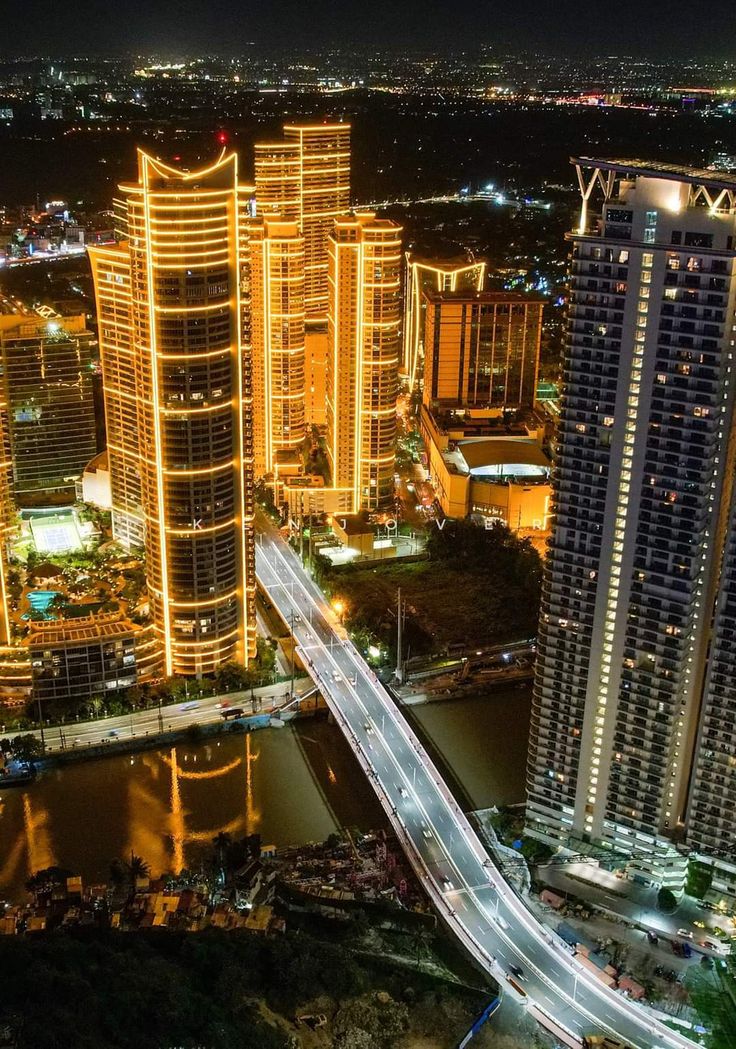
[1,45,736,1044]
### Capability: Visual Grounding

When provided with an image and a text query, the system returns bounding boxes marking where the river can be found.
[0,685,531,900]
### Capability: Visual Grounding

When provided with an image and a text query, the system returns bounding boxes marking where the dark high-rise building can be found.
[0,300,97,503]
[423,291,543,411]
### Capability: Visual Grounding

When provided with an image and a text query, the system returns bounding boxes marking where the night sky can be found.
[2,0,736,57]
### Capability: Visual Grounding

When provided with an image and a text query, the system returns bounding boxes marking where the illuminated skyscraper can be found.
[87,236,143,549]
[90,151,256,677]
[253,140,301,221]
[423,291,543,410]
[327,213,402,512]
[247,216,306,478]
[402,255,486,391]
[255,123,350,323]
[527,158,736,888]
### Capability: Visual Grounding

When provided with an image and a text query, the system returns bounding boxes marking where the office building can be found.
[0,300,97,503]
[255,123,350,324]
[527,158,736,887]
[247,216,306,478]
[403,255,486,391]
[326,213,402,512]
[423,291,543,411]
[89,150,256,677]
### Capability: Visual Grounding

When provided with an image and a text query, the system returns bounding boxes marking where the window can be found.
[671,231,682,245]
[643,228,656,243]
[686,257,701,272]
[607,208,633,223]
[684,231,713,248]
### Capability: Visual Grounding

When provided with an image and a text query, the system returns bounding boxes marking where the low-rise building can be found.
[421,405,551,535]
[27,613,160,709]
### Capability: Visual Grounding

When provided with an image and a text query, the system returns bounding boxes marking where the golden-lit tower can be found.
[90,151,256,677]
[402,255,486,392]
[327,212,402,512]
[86,244,144,549]
[255,123,351,324]
[247,216,307,478]
[0,380,14,646]
[253,140,301,221]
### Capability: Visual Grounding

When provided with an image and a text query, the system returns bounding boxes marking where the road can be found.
[255,522,698,1049]
[14,680,307,753]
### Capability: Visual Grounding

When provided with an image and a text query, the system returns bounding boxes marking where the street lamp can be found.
[332,598,346,624]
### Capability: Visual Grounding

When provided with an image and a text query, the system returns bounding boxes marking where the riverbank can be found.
[31,708,321,771]
[399,670,533,706]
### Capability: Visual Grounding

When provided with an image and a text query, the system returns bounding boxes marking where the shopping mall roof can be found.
[455,438,550,473]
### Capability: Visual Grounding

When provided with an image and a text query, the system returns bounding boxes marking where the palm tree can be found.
[212,832,232,883]
[126,852,150,891]
[410,926,432,963]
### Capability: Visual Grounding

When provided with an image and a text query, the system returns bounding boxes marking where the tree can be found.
[410,925,432,962]
[25,865,73,896]
[10,733,43,762]
[686,860,713,900]
[214,661,251,693]
[657,887,678,913]
[109,858,127,890]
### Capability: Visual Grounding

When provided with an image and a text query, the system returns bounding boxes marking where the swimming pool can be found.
[22,590,60,620]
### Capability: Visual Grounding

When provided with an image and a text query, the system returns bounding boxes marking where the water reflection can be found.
[0,726,346,899]
[0,689,531,901]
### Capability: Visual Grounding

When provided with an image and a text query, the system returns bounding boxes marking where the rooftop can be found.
[572,156,736,191]
[26,612,140,647]
[425,289,545,305]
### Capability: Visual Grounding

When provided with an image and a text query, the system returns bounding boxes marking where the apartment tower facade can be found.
[326,213,402,512]
[527,158,736,886]
[247,216,306,477]
[255,123,351,324]
[89,151,256,677]
[0,303,97,504]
